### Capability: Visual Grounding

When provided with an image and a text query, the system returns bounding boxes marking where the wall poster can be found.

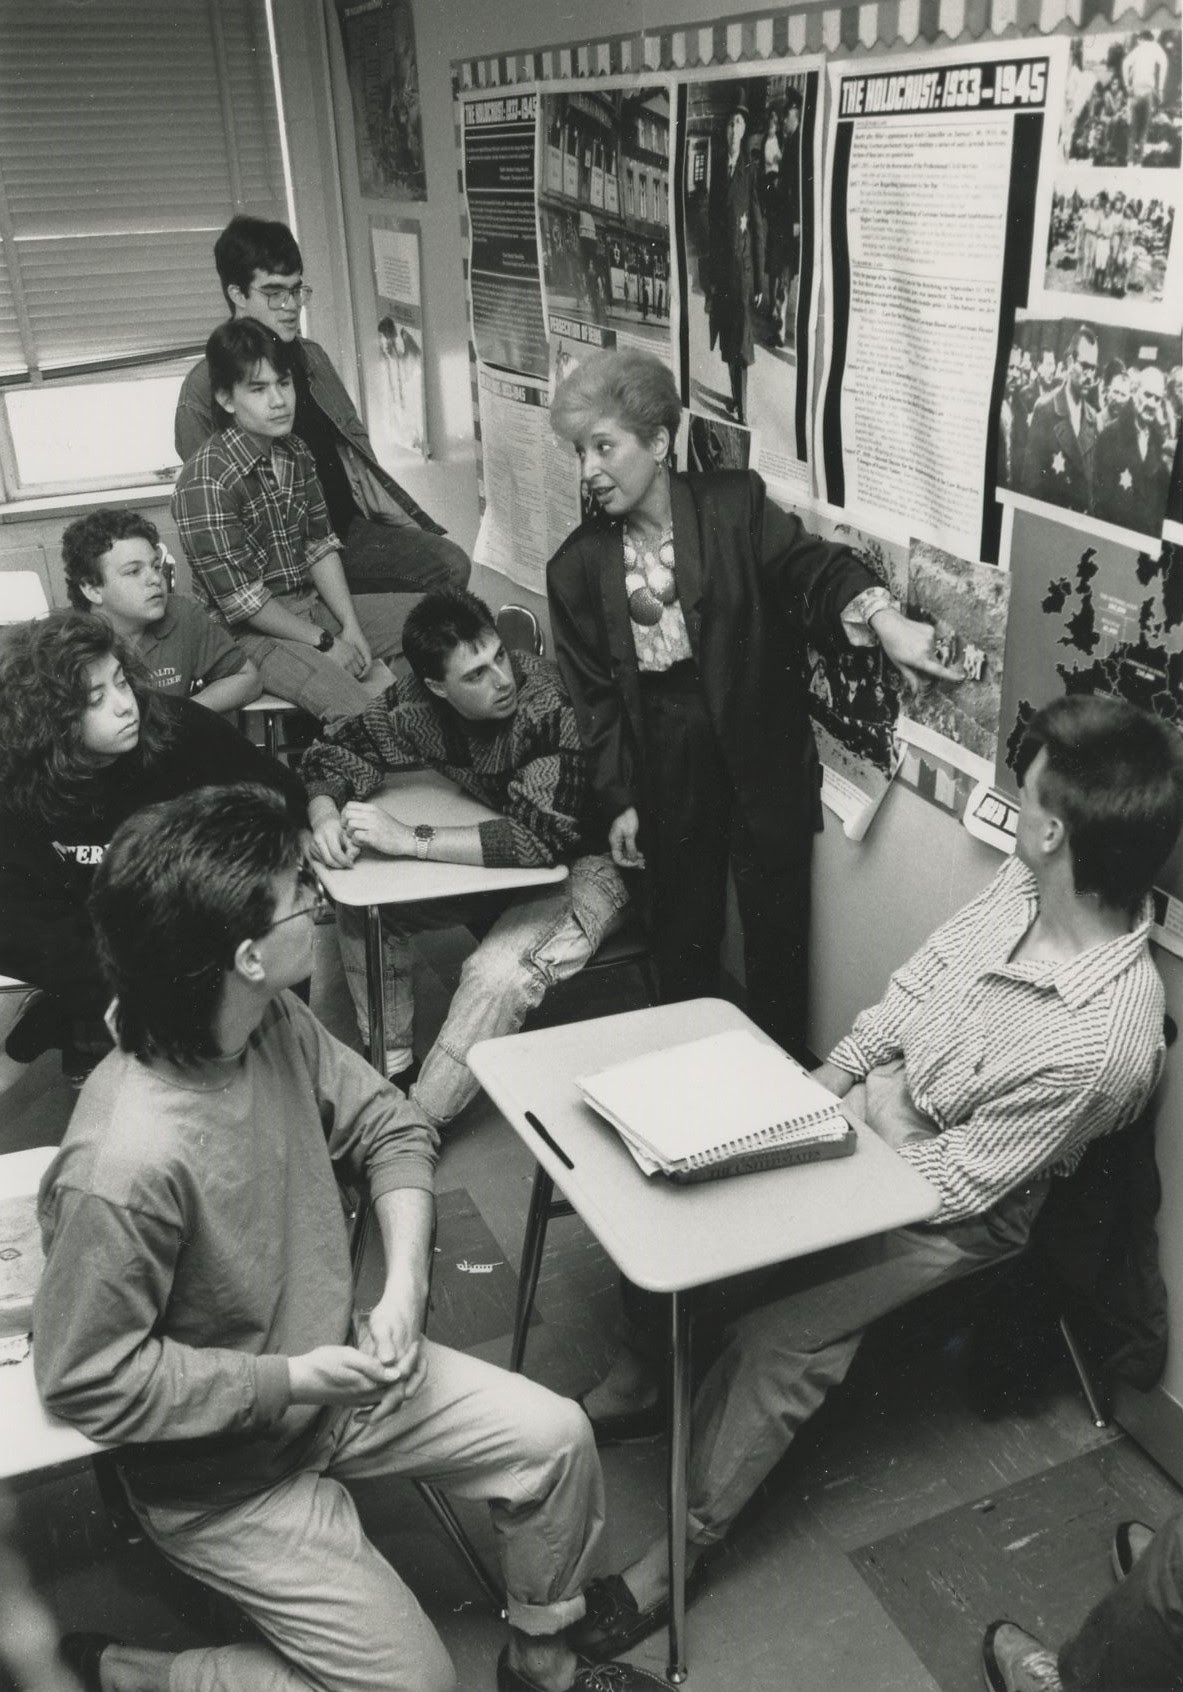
[334,0,427,201]
[370,221,427,458]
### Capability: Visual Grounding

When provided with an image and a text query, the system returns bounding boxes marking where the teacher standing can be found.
[547,350,959,1061]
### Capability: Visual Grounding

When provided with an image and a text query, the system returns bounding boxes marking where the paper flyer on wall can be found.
[817,42,1063,565]
[370,223,427,458]
[461,91,549,379]
[677,62,824,504]
[538,81,678,373]
[806,503,909,834]
[472,366,581,592]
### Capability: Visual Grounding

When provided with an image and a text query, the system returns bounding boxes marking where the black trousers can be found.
[638,661,813,1063]
[1059,1509,1183,1690]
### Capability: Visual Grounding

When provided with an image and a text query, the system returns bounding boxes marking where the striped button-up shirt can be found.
[172,425,341,628]
[829,856,1165,1224]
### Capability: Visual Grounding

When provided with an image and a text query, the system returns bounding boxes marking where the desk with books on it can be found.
[469,998,941,1684]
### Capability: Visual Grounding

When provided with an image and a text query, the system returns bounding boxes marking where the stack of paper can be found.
[577,1030,855,1183]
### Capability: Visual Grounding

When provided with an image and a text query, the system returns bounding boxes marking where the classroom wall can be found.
[1,0,1180,1466]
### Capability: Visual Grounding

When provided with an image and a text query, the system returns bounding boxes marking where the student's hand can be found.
[323,636,367,680]
[339,618,373,680]
[608,807,645,869]
[287,1344,400,1407]
[810,1060,857,1100]
[341,802,413,858]
[308,800,358,870]
[357,1287,429,1417]
[870,607,964,694]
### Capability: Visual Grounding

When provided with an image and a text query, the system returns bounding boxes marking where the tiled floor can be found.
[3,925,1179,1692]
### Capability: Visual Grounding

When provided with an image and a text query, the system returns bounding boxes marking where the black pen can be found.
[525,1110,574,1170]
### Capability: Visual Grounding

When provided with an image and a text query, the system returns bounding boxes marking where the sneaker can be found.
[1111,1519,1155,1581]
[982,1621,1062,1691]
[496,1645,669,1690]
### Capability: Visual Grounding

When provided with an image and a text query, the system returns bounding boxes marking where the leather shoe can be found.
[60,1633,121,1692]
[574,1392,664,1446]
[570,1559,712,1662]
[496,1644,669,1689]
[981,1621,1062,1691]
[1111,1519,1154,1581]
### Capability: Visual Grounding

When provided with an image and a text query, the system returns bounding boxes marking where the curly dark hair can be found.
[61,508,160,611]
[0,611,175,829]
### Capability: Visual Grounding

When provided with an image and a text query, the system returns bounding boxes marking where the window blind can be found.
[0,0,286,383]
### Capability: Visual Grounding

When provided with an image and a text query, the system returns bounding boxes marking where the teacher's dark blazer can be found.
[546,470,876,861]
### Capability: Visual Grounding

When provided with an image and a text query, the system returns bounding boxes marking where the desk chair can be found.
[238,694,302,763]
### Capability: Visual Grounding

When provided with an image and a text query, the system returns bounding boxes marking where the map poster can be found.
[679,63,821,504]
[461,92,548,379]
[539,85,676,365]
[817,42,1056,563]
[333,0,426,201]
[997,506,1183,910]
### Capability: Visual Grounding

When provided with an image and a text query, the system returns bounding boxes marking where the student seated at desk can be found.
[567,694,1183,1663]
[35,783,667,1692]
[61,507,261,713]
[0,612,303,1085]
[175,214,470,599]
[173,318,419,729]
[304,588,630,1125]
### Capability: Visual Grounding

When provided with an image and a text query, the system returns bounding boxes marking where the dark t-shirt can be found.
[289,344,357,542]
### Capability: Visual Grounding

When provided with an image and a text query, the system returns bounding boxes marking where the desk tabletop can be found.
[316,770,568,908]
[0,1145,104,1478]
[470,999,941,1295]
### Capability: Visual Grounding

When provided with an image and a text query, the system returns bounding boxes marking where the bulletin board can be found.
[450,0,1182,943]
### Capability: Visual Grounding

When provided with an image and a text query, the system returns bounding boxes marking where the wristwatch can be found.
[414,824,435,861]
[315,628,335,652]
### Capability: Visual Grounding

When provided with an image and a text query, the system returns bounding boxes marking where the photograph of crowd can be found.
[1060,29,1181,168]
[999,317,1181,539]
[1045,184,1174,301]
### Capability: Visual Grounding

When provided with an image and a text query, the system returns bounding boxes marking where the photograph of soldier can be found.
[682,72,810,441]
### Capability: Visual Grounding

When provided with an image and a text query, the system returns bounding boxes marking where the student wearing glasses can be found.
[61,507,261,714]
[0,611,304,1089]
[175,215,470,599]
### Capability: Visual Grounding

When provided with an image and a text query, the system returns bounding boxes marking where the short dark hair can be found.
[1015,693,1183,909]
[0,611,174,829]
[214,214,303,310]
[402,589,497,684]
[61,509,160,612]
[90,783,302,1066]
[1101,357,1126,389]
[206,318,293,420]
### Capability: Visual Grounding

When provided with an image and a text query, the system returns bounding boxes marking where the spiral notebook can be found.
[576,1029,856,1183]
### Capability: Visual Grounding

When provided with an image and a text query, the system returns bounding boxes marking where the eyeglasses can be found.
[262,864,333,934]
[254,284,314,309]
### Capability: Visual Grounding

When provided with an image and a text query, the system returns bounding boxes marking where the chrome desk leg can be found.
[667,1289,691,1683]
[511,1166,555,1373]
[364,904,386,1076]
[414,1478,506,1615]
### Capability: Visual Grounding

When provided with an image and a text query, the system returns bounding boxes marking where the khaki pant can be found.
[129,1343,604,1692]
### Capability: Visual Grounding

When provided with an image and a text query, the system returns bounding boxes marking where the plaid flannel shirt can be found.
[829,856,1166,1224]
[172,425,341,628]
[301,653,598,868]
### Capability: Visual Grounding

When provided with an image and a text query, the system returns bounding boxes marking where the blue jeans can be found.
[335,853,630,1127]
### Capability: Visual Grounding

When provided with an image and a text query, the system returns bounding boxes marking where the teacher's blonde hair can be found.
[550,349,682,447]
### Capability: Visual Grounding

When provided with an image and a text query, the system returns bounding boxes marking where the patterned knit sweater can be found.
[301,652,600,868]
